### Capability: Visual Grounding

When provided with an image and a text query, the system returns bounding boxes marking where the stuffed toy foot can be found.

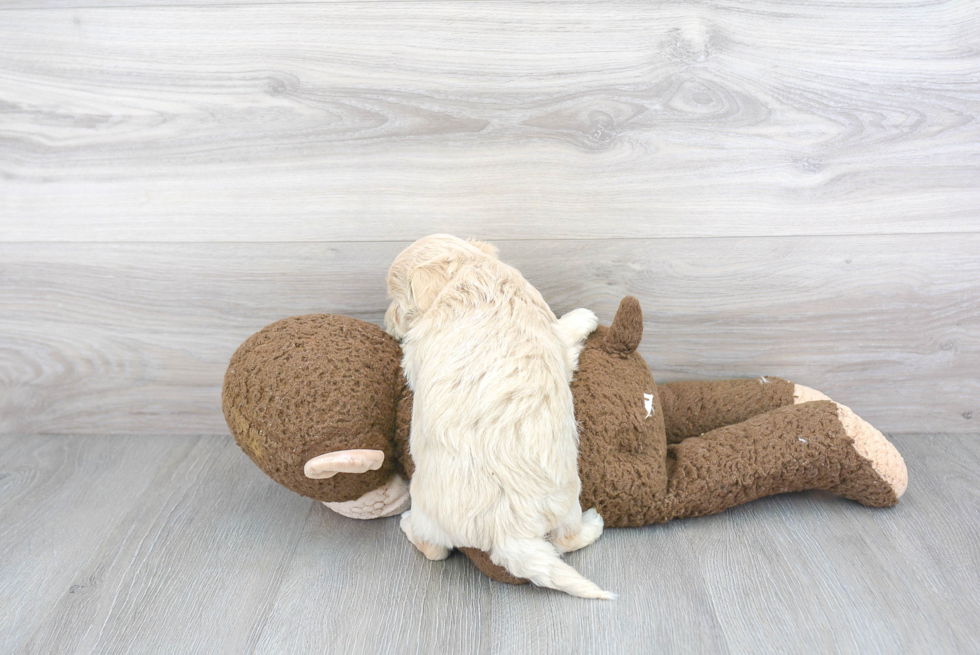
[831,402,908,504]
[653,400,907,523]
[320,473,411,519]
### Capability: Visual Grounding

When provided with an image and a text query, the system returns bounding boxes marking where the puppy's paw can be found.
[419,541,451,561]
[578,508,605,548]
[559,308,599,343]
[558,309,600,379]
[400,511,451,561]
[552,508,605,553]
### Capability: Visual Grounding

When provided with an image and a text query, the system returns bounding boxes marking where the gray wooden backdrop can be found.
[1,0,978,435]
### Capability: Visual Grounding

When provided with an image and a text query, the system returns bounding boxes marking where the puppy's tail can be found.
[490,538,616,600]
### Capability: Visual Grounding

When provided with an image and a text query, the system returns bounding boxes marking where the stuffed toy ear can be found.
[604,296,643,356]
[304,449,385,479]
[409,257,456,313]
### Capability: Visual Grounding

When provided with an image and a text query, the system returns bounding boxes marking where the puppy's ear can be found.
[467,238,499,258]
[409,257,455,313]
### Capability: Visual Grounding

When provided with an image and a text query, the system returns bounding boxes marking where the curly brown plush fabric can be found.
[394,380,415,479]
[459,548,529,585]
[223,314,406,502]
[658,378,796,444]
[572,298,668,529]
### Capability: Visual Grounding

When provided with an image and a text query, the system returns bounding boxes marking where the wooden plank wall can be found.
[1,1,977,434]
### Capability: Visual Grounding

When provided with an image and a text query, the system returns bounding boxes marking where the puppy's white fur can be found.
[385,234,612,599]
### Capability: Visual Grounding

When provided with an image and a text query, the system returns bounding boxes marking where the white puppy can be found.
[385,234,612,599]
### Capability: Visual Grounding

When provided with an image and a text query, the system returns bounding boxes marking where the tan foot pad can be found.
[323,473,411,519]
[835,403,908,503]
[793,384,832,404]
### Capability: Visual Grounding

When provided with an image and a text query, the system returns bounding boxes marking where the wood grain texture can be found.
[254,496,730,655]
[1,235,977,435]
[2,433,978,654]
[18,436,313,654]
[871,432,980,640]
[1,0,978,241]
[0,435,186,652]
[686,437,980,653]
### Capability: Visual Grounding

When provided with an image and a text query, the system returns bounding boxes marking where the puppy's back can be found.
[405,258,581,546]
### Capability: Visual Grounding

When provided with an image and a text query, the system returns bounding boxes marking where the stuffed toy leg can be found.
[659,377,826,444]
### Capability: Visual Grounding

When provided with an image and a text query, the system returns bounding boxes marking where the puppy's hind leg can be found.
[550,507,604,554]
[400,510,451,561]
[490,538,615,600]
[556,308,599,377]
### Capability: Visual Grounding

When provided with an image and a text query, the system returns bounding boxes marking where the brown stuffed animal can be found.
[222,297,908,584]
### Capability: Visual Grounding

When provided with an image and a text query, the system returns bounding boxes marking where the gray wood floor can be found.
[2,433,978,654]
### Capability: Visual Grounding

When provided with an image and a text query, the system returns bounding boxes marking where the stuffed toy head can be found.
[222,314,413,516]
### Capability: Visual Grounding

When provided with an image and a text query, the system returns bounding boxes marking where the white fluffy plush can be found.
[385,234,613,599]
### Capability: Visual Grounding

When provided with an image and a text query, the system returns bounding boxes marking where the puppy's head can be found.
[385,234,497,338]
